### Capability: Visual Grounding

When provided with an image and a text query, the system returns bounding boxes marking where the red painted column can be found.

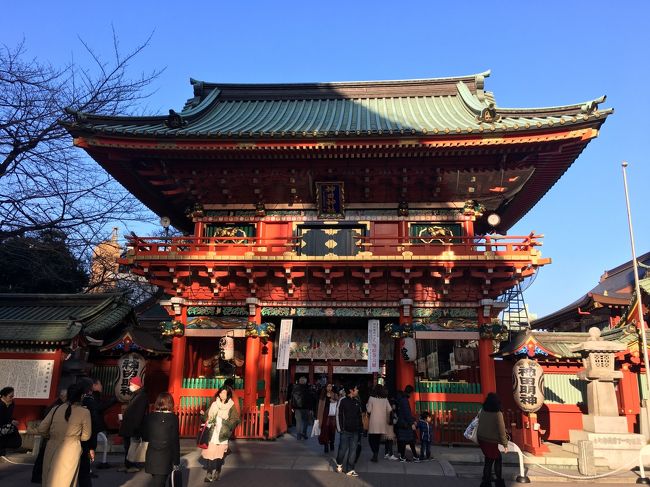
[262,340,273,407]
[243,302,261,411]
[168,307,187,406]
[477,312,496,396]
[395,301,415,413]
[619,364,641,432]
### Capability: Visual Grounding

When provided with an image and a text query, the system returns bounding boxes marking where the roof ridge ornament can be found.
[478,102,499,123]
[165,109,186,129]
[581,95,606,115]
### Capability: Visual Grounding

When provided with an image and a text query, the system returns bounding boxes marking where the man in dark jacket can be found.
[291,377,311,440]
[118,377,148,473]
[335,383,362,477]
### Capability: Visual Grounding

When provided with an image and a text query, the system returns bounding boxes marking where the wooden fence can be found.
[171,402,289,440]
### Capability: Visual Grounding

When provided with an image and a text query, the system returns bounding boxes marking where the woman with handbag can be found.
[477,392,508,487]
[38,383,91,487]
[201,386,240,482]
[365,385,392,462]
[143,393,180,487]
[316,384,338,453]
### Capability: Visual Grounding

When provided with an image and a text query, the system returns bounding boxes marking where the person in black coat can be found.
[143,393,180,487]
[118,377,149,472]
[0,386,22,456]
[396,385,419,462]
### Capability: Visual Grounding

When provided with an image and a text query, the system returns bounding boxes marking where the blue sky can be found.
[3,1,648,318]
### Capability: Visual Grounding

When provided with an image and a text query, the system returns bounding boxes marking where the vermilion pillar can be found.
[243,302,262,411]
[168,307,187,405]
[262,340,273,407]
[395,301,415,409]
[478,312,497,396]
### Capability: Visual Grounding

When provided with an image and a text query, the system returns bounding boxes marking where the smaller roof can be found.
[495,328,630,360]
[0,293,135,345]
[100,328,168,355]
[532,251,650,330]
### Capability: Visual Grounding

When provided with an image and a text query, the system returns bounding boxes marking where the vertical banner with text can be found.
[367,319,380,372]
[277,319,293,370]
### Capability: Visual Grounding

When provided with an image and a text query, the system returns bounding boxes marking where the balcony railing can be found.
[124,233,543,261]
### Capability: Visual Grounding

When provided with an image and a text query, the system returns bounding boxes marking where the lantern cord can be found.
[519,451,639,480]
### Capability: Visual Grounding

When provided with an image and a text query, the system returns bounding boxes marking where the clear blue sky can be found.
[3,1,648,318]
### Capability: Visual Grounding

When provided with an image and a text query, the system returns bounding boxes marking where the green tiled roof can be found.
[0,293,135,344]
[65,71,611,140]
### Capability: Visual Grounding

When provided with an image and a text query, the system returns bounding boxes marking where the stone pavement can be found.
[0,434,643,485]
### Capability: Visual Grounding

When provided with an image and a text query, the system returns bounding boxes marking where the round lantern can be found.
[400,337,417,362]
[512,358,545,413]
[220,336,234,360]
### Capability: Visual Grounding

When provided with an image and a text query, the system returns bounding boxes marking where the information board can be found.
[0,359,54,399]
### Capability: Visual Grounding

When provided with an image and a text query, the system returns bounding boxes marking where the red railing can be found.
[124,233,543,261]
[169,402,290,440]
[430,409,519,445]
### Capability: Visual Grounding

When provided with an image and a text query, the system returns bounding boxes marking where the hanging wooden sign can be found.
[512,358,545,413]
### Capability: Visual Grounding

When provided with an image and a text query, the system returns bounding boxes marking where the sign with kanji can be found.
[115,352,145,403]
[0,359,54,399]
[512,358,545,413]
[367,319,380,372]
[277,319,293,370]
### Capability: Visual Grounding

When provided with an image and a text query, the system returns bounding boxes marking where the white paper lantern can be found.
[220,336,234,360]
[400,337,417,362]
[512,358,545,413]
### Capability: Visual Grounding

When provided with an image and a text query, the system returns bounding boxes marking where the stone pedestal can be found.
[561,327,646,468]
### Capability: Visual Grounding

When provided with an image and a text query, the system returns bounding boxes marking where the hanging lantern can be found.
[400,337,417,362]
[512,358,545,413]
[115,352,146,403]
[220,336,234,361]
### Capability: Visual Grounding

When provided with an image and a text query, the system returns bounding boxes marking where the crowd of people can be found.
[290,379,436,477]
[291,378,508,483]
[1,376,508,485]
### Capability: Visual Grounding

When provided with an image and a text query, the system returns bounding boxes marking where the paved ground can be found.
[0,433,643,485]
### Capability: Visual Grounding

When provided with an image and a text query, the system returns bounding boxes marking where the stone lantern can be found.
[562,327,645,469]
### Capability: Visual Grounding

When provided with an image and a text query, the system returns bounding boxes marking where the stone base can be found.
[582,414,629,434]
[563,429,647,468]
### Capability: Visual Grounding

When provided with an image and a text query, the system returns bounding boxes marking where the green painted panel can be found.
[543,374,587,404]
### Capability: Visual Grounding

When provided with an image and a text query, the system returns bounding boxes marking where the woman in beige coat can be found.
[38,383,91,487]
[365,384,392,462]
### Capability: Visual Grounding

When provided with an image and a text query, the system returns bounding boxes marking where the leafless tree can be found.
[0,29,163,260]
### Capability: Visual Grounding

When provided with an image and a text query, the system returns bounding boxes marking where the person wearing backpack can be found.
[291,377,311,440]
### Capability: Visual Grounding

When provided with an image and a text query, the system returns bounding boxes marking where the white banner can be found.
[277,319,293,370]
[367,319,380,372]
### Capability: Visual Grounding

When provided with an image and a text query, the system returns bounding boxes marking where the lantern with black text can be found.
[512,358,545,413]
[220,336,234,360]
[400,337,417,362]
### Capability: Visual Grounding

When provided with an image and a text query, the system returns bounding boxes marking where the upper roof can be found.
[532,251,650,330]
[0,292,136,345]
[64,71,611,140]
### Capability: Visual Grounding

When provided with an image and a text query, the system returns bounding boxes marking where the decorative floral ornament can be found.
[479,319,508,341]
[385,322,414,338]
[463,199,486,217]
[245,322,276,338]
[160,320,184,338]
[185,202,205,219]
